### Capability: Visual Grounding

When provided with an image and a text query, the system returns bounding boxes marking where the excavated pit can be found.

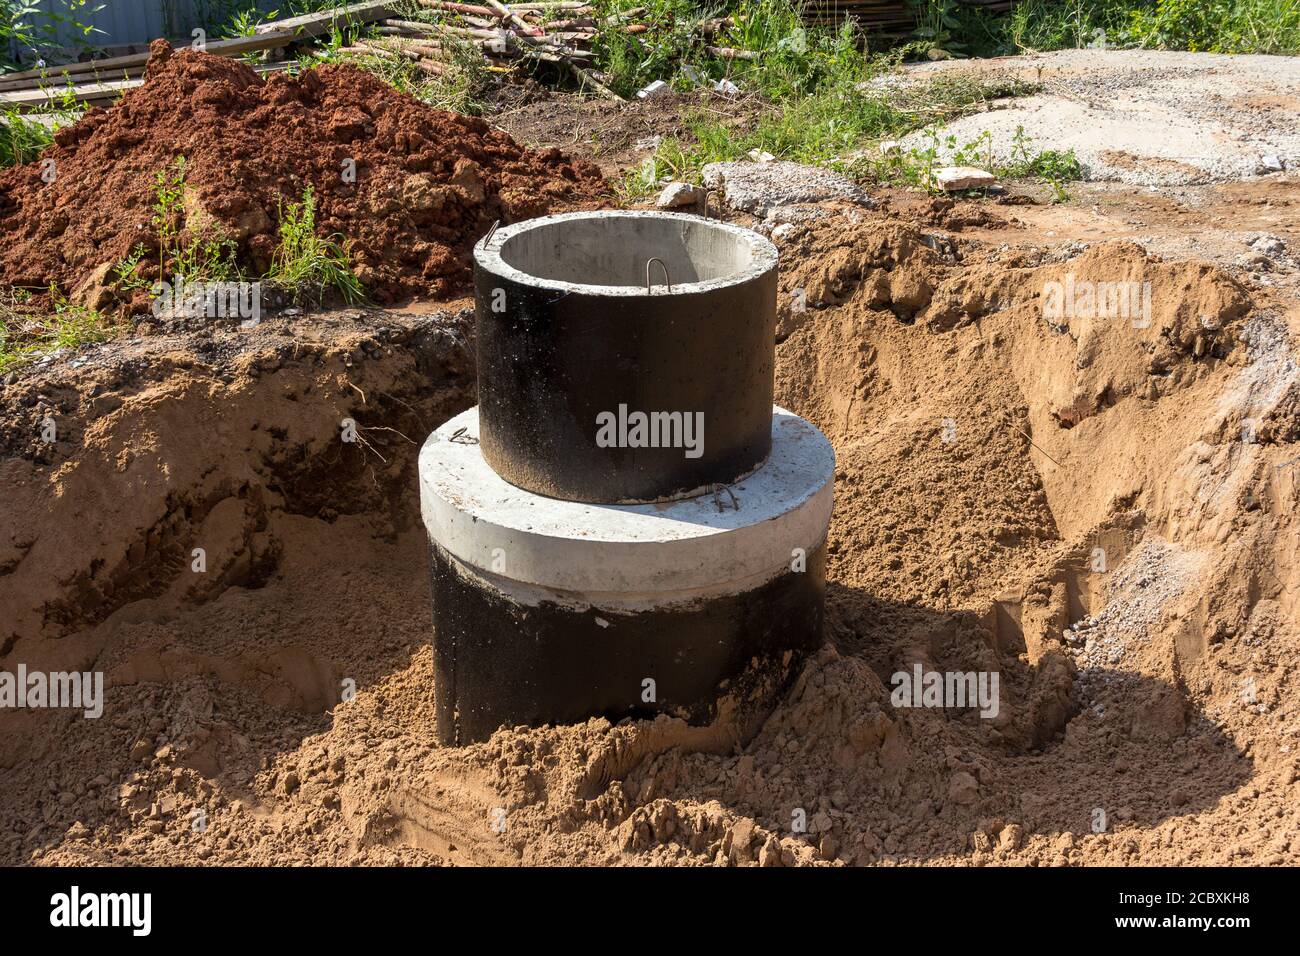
[1,212,1296,866]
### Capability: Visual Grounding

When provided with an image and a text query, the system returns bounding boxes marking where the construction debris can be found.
[368,0,635,99]
[0,0,636,110]
[703,160,871,219]
[932,166,998,191]
[655,181,707,209]
[636,79,670,99]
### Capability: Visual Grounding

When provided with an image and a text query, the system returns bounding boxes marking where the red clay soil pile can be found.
[0,41,607,306]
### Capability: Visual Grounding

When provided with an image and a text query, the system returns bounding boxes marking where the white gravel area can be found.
[701,160,871,217]
[885,49,1300,186]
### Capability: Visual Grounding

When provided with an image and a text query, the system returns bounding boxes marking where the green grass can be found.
[856,124,1083,201]
[122,164,369,307]
[621,66,1043,199]
[265,185,366,306]
[0,110,56,168]
[919,0,1300,57]
[111,155,245,296]
[0,286,111,376]
[591,0,872,99]
[107,167,367,321]
[143,156,242,283]
[1001,126,1084,186]
[602,2,1083,199]
[1125,0,1300,54]
[592,0,704,96]
[0,82,82,170]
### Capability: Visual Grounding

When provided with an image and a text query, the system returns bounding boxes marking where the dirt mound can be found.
[0,43,606,307]
[2,204,1298,867]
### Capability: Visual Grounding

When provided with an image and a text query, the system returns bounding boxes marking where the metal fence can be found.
[12,0,281,57]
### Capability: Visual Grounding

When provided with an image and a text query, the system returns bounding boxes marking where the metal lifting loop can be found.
[645,257,673,294]
[483,219,500,246]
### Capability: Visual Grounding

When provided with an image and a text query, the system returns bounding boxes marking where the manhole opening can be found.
[494,213,771,290]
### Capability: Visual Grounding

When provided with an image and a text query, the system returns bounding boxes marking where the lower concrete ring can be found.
[418,406,835,745]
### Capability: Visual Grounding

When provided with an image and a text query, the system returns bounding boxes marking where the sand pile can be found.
[1,206,1298,866]
[0,43,606,307]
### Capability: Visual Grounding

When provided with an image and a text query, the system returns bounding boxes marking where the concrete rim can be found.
[473,210,779,297]
[418,406,835,597]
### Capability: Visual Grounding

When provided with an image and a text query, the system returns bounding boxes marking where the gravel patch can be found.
[702,160,872,218]
[891,50,1300,186]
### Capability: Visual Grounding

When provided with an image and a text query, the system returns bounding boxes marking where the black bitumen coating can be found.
[474,260,778,503]
[429,540,826,746]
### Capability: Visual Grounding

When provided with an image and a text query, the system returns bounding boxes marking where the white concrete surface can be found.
[419,406,834,603]
[885,49,1300,186]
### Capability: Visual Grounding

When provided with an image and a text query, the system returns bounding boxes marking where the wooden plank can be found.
[0,69,140,93]
[0,30,299,88]
[2,52,144,83]
[0,78,141,108]
[253,1,403,36]
[0,62,291,111]
[481,0,613,87]
[414,1,497,16]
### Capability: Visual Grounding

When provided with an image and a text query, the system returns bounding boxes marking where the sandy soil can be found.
[2,61,1300,868]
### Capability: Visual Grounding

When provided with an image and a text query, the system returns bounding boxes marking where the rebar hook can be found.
[703,188,720,220]
[645,257,673,294]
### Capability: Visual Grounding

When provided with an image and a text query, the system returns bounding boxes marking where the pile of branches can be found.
[350,0,648,99]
